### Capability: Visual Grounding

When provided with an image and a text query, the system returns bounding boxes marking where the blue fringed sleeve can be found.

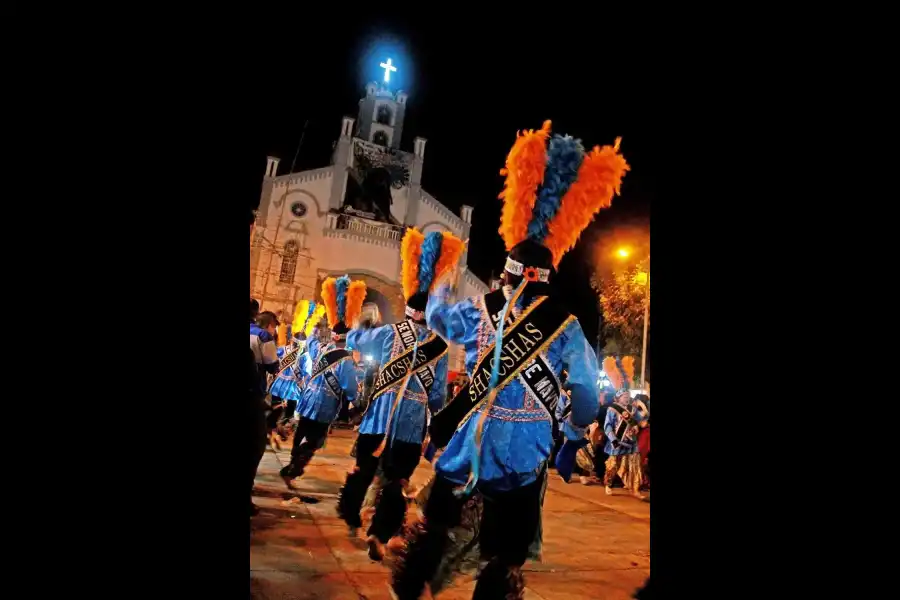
[559,320,600,441]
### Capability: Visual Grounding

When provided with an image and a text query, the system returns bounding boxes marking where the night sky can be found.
[257,17,653,344]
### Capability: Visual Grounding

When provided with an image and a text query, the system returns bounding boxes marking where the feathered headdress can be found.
[603,356,632,400]
[620,356,635,388]
[400,228,466,314]
[603,356,624,391]
[320,275,367,338]
[291,300,312,337]
[304,304,326,338]
[498,120,629,274]
[291,299,327,341]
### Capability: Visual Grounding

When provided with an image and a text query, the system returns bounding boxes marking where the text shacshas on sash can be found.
[369,321,447,401]
[278,347,300,374]
[429,290,573,449]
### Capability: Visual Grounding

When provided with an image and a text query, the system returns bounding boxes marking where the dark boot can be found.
[390,520,449,600]
[472,559,525,600]
[279,461,304,478]
[337,468,369,529]
[368,479,407,544]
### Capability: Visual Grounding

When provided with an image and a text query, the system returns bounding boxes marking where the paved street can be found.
[251,429,649,599]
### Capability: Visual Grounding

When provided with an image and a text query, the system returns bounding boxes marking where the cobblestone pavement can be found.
[251,429,649,599]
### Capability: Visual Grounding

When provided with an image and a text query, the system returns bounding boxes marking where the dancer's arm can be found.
[339,359,359,405]
[428,354,450,414]
[559,320,600,441]
[425,284,479,345]
[603,409,619,445]
[347,323,392,361]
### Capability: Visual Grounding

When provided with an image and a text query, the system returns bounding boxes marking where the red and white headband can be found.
[504,256,551,283]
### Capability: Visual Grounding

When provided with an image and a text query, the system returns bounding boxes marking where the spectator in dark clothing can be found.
[249,310,279,516]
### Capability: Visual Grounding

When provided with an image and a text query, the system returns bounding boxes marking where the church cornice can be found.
[419,190,466,233]
[269,166,334,188]
[462,268,490,294]
[323,228,402,249]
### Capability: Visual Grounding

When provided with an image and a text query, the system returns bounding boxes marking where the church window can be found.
[290,201,307,218]
[372,130,389,147]
[279,240,299,283]
[376,104,393,125]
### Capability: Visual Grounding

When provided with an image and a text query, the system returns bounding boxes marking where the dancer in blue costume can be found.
[601,357,649,499]
[276,301,327,436]
[279,276,365,487]
[338,228,462,560]
[391,121,629,599]
[266,336,304,448]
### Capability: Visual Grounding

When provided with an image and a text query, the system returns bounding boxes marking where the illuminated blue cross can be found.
[379,58,397,83]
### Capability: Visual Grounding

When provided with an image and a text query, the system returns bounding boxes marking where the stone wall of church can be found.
[389,185,409,225]
[413,191,467,237]
[319,231,401,284]
[458,268,491,300]
[251,169,335,315]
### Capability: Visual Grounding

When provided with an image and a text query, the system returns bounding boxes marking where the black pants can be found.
[279,399,298,425]
[249,393,268,505]
[287,417,330,473]
[338,433,422,542]
[266,396,286,432]
[392,473,542,599]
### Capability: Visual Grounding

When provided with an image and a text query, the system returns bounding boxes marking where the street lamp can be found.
[616,247,650,392]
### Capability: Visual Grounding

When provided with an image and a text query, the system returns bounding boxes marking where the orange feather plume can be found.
[621,356,635,387]
[603,356,623,391]
[498,120,552,251]
[320,277,339,329]
[543,138,629,267]
[344,280,368,327]
[400,228,425,301]
[432,232,465,292]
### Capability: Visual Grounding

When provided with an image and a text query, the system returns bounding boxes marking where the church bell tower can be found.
[356,62,407,150]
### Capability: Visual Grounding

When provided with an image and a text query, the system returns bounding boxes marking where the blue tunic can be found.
[347,320,448,444]
[603,398,648,456]
[294,342,359,423]
[426,285,600,492]
[269,345,304,401]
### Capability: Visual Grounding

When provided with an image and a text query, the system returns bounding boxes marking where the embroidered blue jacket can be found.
[426,285,599,492]
[294,342,359,423]
[603,398,648,456]
[347,320,448,445]
[269,345,304,401]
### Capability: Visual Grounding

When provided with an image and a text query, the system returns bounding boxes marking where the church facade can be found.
[250,79,490,371]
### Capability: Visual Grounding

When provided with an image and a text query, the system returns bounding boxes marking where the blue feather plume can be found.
[527,135,585,243]
[307,302,316,320]
[417,231,444,293]
[335,275,350,322]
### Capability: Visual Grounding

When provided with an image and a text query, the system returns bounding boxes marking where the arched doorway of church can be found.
[315,271,405,327]
[363,287,398,324]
